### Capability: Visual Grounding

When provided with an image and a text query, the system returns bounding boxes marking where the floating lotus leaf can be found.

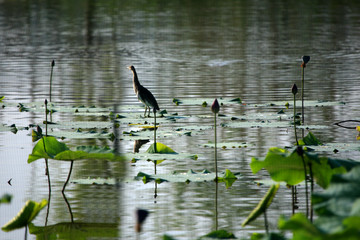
[172,97,243,106]
[201,229,236,239]
[250,100,346,108]
[28,222,118,238]
[222,120,291,129]
[0,194,12,204]
[73,169,239,186]
[203,142,252,149]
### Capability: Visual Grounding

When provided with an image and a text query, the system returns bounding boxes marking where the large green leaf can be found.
[278,213,324,240]
[28,136,69,162]
[250,148,305,186]
[250,147,348,188]
[28,136,123,163]
[242,184,280,227]
[312,166,360,231]
[279,166,360,239]
[2,199,47,232]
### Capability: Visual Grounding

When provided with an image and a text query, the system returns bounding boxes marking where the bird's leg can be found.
[147,107,151,117]
[144,106,148,117]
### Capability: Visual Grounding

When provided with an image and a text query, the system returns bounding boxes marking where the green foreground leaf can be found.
[242,184,280,227]
[250,147,351,188]
[2,199,47,232]
[28,136,123,163]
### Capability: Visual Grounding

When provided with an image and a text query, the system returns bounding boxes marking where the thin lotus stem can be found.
[294,94,298,145]
[264,210,269,234]
[301,66,305,138]
[45,159,51,226]
[62,190,74,223]
[300,152,309,218]
[154,111,157,153]
[309,162,314,222]
[215,181,218,231]
[291,186,295,215]
[49,60,54,102]
[62,160,74,193]
[45,99,48,136]
[214,113,218,181]
[25,225,28,240]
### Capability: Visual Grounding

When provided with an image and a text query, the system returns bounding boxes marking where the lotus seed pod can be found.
[302,56,310,64]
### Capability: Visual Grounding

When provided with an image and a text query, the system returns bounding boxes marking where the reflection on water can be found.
[1,0,360,239]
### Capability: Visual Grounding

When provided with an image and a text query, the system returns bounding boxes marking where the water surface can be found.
[1,1,360,239]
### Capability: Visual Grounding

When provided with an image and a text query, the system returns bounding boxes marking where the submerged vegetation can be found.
[1,57,360,240]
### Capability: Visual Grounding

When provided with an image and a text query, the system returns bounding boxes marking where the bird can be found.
[128,66,160,117]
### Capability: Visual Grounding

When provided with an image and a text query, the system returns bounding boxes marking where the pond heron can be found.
[128,65,160,117]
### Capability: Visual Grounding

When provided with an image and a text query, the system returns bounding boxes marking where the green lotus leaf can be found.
[242,184,280,227]
[2,199,47,232]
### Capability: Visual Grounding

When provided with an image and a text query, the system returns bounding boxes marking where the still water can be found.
[1,0,360,239]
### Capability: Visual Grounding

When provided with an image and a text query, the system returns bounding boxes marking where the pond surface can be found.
[1,1,360,239]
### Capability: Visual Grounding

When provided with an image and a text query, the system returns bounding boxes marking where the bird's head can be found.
[128,65,135,71]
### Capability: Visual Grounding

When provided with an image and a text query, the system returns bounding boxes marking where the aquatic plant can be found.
[2,199,47,239]
[292,83,299,145]
[49,60,55,102]
[301,55,310,137]
[211,98,220,180]
[279,165,360,240]
[242,184,280,233]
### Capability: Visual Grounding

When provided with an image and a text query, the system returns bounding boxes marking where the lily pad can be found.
[203,142,252,149]
[222,120,291,128]
[135,169,240,186]
[250,100,346,108]
[28,222,118,239]
[172,97,243,106]
[0,194,12,204]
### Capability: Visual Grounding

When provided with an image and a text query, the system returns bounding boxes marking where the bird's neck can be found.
[132,70,141,94]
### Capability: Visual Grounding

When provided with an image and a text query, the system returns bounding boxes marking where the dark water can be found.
[1,1,360,239]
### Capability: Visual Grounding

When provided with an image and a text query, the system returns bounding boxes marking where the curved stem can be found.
[62,160,74,193]
[334,120,360,129]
